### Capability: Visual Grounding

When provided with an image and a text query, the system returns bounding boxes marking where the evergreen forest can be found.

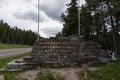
[56,0,120,55]
[0,20,37,45]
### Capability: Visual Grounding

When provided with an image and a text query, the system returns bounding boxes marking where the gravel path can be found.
[0,48,32,59]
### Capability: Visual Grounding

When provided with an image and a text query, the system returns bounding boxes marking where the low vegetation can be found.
[0,71,28,80]
[2,72,18,80]
[80,57,120,80]
[0,44,31,49]
[0,52,29,68]
[0,52,29,80]
[35,70,64,80]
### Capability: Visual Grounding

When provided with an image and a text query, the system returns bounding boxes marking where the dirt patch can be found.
[17,67,99,80]
[50,68,81,80]
[17,70,39,80]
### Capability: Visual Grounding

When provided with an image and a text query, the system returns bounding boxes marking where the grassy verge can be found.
[0,52,30,80]
[80,57,120,80]
[0,44,31,49]
[0,52,29,68]
[1,71,18,80]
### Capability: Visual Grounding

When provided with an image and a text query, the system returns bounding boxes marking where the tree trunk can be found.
[106,0,118,55]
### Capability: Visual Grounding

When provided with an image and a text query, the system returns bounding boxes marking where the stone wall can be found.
[30,35,107,67]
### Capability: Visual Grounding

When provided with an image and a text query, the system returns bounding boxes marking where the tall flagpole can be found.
[78,0,80,35]
[38,0,40,40]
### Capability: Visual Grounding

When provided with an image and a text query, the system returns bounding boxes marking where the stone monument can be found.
[30,35,109,67]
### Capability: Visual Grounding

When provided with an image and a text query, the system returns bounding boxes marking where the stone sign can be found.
[30,35,108,67]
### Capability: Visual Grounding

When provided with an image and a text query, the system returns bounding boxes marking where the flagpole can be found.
[38,0,40,40]
[78,0,80,35]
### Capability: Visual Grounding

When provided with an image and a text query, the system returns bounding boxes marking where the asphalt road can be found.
[0,48,32,59]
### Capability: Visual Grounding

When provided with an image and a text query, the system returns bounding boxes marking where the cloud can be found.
[0,0,6,3]
[37,0,69,21]
[0,0,85,38]
[0,0,7,8]
[41,27,59,35]
[38,0,86,21]
[13,10,46,22]
[22,0,32,2]
[39,20,63,37]
[40,26,62,38]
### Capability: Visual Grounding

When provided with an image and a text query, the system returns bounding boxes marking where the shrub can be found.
[35,70,54,80]
[80,57,120,80]
[35,70,64,80]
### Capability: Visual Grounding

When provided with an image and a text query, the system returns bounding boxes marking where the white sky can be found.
[0,0,85,38]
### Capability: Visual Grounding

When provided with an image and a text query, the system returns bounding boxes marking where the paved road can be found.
[0,48,32,59]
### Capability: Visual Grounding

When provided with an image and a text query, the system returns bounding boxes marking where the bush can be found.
[2,72,17,80]
[35,70,64,80]
[55,74,64,80]
[81,57,120,80]
[35,70,54,80]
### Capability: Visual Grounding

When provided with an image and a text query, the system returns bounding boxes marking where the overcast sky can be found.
[0,0,85,38]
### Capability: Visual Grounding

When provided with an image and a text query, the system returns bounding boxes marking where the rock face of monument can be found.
[30,35,108,67]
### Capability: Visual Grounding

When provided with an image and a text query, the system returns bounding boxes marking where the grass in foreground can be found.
[35,70,64,80]
[0,52,29,80]
[0,52,29,68]
[0,44,31,49]
[80,57,120,80]
[1,71,18,80]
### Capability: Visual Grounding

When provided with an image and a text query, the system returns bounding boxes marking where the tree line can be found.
[56,0,120,55]
[0,20,38,45]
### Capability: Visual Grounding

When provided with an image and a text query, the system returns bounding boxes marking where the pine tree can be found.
[0,20,38,45]
[61,0,78,36]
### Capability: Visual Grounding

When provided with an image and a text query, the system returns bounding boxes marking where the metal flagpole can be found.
[78,0,80,35]
[38,0,40,40]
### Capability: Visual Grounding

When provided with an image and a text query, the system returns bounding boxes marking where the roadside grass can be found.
[1,71,18,80]
[0,52,30,80]
[0,52,29,68]
[2,71,28,80]
[0,44,31,49]
[80,57,120,80]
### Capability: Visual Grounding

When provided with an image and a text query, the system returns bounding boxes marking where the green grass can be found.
[0,44,31,49]
[35,70,64,80]
[0,52,30,80]
[2,71,18,80]
[80,57,120,80]
[1,71,28,80]
[0,52,29,68]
